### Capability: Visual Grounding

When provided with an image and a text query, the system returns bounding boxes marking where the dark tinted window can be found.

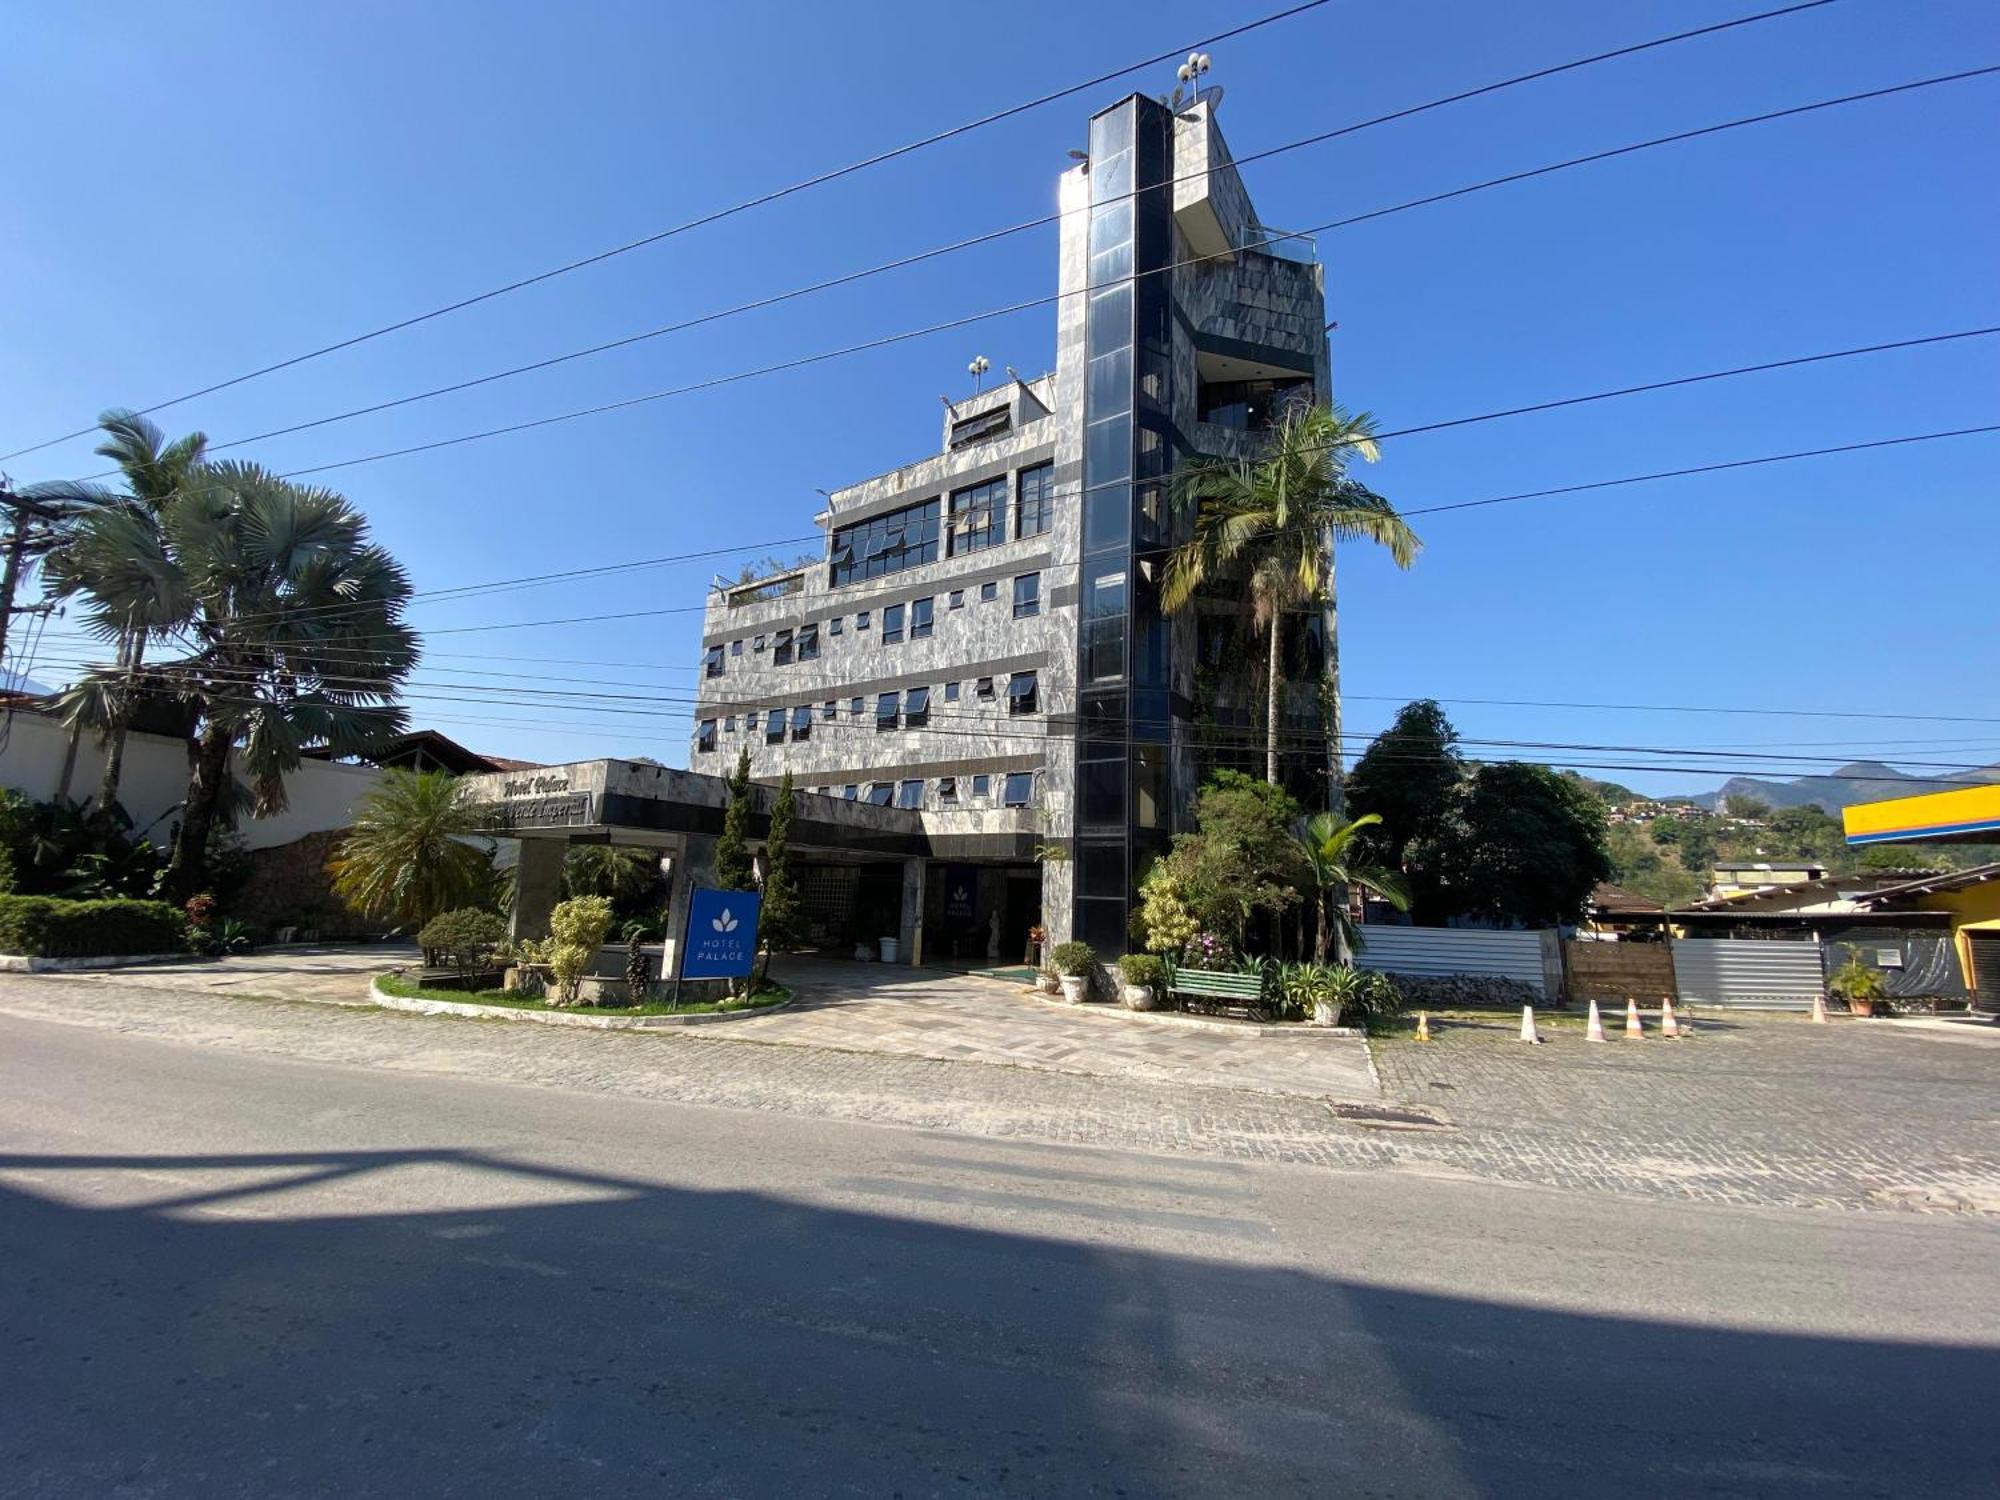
[905,685,931,727]
[830,498,941,585]
[1012,572,1041,619]
[910,597,934,639]
[1008,671,1039,714]
[704,645,724,678]
[1003,772,1034,807]
[798,623,819,661]
[882,603,905,644]
[876,692,900,729]
[1016,462,1055,538]
[896,779,923,809]
[696,720,717,752]
[949,477,1006,555]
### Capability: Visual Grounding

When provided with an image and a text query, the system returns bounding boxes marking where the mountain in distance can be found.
[0,668,51,695]
[1679,760,2000,815]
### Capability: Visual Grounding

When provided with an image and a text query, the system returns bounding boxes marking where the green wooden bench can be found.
[1166,966,1272,1020]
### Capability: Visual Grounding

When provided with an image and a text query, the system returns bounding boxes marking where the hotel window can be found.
[843,785,858,800]
[791,705,813,741]
[972,773,991,798]
[1003,771,1034,808]
[822,700,837,721]
[730,639,743,657]
[704,645,724,678]
[753,635,765,652]
[876,691,900,730]
[944,680,960,703]
[857,610,870,630]
[939,776,958,802]
[948,476,1006,555]
[866,782,894,806]
[1008,670,1039,714]
[724,716,736,733]
[948,589,965,610]
[975,677,995,700]
[1012,572,1041,619]
[905,685,931,728]
[948,405,1011,449]
[829,616,843,637]
[910,597,934,640]
[772,628,794,666]
[766,712,786,745]
[1016,461,1055,538]
[798,623,819,661]
[897,779,923,809]
[829,497,941,585]
[849,696,863,717]
[745,711,758,732]
[696,719,717,753]
[980,580,998,602]
[882,603,905,644]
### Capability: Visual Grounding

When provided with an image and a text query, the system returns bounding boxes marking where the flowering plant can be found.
[1188,930,1232,971]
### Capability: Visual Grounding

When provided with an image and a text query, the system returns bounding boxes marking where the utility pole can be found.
[0,482,60,676]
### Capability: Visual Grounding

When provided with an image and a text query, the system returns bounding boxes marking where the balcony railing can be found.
[1241,222,1318,264]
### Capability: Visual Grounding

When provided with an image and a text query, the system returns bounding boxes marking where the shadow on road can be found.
[0,1147,1990,1497]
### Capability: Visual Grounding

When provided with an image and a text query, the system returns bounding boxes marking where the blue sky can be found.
[4,0,1995,795]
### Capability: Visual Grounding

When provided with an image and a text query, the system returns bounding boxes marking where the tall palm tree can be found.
[330,770,494,927]
[33,410,209,819]
[1294,811,1409,963]
[57,460,419,902]
[1162,401,1419,791]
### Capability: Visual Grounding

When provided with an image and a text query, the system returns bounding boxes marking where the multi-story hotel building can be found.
[691,89,1330,957]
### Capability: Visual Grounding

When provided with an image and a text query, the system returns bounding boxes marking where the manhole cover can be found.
[1327,1102,1452,1131]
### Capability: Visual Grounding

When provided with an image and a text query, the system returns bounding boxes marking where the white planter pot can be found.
[1122,984,1156,1012]
[1312,1000,1342,1028]
[1037,974,1060,995]
[1059,975,1088,1004]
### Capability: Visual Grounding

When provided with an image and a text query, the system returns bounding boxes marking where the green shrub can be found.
[418,907,509,981]
[516,895,614,1006]
[0,895,184,958]
[1118,953,1164,990]
[1050,940,1095,977]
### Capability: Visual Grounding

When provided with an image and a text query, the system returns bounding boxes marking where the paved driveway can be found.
[742,957,1380,1102]
[79,944,417,1004]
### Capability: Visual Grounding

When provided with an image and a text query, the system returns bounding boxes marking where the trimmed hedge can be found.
[0,895,185,959]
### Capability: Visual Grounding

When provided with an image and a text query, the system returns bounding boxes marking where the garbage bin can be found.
[878,937,900,964]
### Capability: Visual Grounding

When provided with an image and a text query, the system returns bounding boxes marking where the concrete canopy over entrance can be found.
[458,760,1040,976]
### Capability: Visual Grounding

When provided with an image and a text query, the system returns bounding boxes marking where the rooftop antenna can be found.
[967,354,990,394]
[1004,364,1019,382]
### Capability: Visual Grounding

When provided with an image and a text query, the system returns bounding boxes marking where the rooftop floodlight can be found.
[967,354,991,393]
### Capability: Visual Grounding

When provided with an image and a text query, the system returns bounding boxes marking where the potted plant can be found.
[1035,967,1061,995]
[1830,955,1888,1017]
[1026,923,1046,967]
[1118,953,1164,1011]
[1318,965,1367,1028]
[1050,940,1095,1004]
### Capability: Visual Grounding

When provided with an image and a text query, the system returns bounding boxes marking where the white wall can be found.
[0,709,383,849]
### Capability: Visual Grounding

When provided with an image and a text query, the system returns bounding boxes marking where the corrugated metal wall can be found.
[1671,938,1825,1009]
[1354,926,1559,998]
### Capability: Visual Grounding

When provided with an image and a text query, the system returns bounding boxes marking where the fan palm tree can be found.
[57,460,419,901]
[32,410,210,819]
[1295,811,1409,964]
[1162,401,1419,790]
[330,770,494,928]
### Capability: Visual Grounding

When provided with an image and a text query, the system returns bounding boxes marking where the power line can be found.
[93,1,1840,469]
[246,66,2000,486]
[0,1,1338,464]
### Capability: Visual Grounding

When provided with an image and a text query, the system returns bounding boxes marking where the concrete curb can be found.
[0,952,188,974]
[1018,987,1364,1038]
[369,974,792,1030]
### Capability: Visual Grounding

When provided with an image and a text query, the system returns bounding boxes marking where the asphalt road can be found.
[2,1010,1995,1498]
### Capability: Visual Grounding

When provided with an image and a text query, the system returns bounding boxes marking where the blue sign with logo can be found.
[681,887,763,979]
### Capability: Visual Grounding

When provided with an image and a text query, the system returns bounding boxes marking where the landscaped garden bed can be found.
[373,971,790,1028]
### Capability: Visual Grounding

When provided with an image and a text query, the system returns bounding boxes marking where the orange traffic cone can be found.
[1585,997,1607,1042]
[1625,997,1645,1038]
[1660,996,1682,1039]
[1520,1005,1543,1044]
[1809,992,1830,1024]
[1414,1011,1433,1042]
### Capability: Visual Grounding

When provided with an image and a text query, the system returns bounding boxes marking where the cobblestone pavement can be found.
[3,965,1996,1217]
[732,958,1379,1101]
[51,944,415,1004]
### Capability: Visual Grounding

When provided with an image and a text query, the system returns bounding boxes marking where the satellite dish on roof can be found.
[1195,84,1224,113]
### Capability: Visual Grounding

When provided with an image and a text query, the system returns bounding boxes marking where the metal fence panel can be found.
[1354,926,1557,998]
[1671,938,1825,1009]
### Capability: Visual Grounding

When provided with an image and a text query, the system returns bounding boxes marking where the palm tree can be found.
[330,770,494,927]
[1162,401,1419,791]
[57,460,419,902]
[33,410,209,820]
[1295,811,1409,964]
